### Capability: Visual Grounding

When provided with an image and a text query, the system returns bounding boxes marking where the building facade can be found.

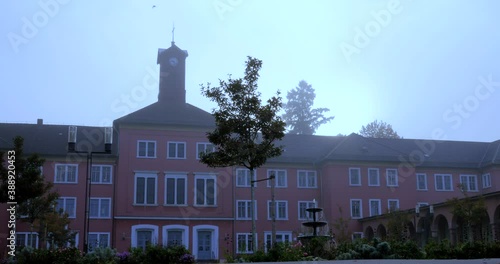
[1,42,500,261]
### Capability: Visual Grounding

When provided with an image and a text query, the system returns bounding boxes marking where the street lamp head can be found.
[68,126,77,152]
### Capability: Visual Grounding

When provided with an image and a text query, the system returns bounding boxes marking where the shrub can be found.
[391,240,423,259]
[80,247,117,264]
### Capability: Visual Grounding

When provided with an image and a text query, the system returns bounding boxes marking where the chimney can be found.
[37,119,43,125]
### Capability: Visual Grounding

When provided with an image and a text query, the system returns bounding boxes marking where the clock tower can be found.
[157,41,188,104]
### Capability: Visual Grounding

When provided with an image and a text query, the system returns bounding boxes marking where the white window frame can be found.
[386,169,398,187]
[267,169,287,188]
[482,173,492,189]
[352,232,363,241]
[267,200,288,220]
[87,232,110,252]
[236,169,256,187]
[164,173,187,206]
[162,225,189,249]
[435,174,453,191]
[137,140,156,158]
[236,233,255,254]
[196,142,214,159]
[194,174,217,206]
[264,232,292,252]
[91,165,113,184]
[297,170,317,188]
[16,232,39,248]
[134,172,158,205]
[236,200,256,220]
[350,199,362,219]
[416,173,427,191]
[349,168,361,186]
[298,201,316,220]
[131,224,159,249]
[54,164,78,183]
[368,168,380,186]
[167,141,186,159]
[387,199,399,212]
[89,197,111,219]
[460,174,478,192]
[56,197,76,218]
[369,199,381,216]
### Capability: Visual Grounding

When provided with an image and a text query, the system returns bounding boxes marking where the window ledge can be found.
[133,203,159,206]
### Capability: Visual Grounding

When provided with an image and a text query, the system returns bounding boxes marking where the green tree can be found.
[0,136,47,204]
[282,80,334,135]
[386,210,412,242]
[359,120,401,139]
[332,205,351,244]
[1,136,74,248]
[200,56,286,250]
[448,185,488,243]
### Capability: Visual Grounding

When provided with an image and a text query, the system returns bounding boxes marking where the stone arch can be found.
[406,221,416,239]
[433,214,450,242]
[494,204,500,241]
[474,210,491,241]
[364,226,374,240]
[452,208,491,243]
[376,224,387,240]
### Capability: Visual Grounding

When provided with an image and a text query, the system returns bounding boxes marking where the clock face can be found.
[169,57,178,67]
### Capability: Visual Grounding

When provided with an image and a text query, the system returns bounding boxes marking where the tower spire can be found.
[171,22,175,45]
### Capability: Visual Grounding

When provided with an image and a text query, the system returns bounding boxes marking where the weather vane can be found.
[171,22,175,44]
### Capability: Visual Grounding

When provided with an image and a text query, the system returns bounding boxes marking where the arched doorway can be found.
[495,205,500,241]
[376,224,387,240]
[434,214,449,242]
[364,226,374,240]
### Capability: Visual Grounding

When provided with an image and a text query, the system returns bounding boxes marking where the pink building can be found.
[1,41,500,261]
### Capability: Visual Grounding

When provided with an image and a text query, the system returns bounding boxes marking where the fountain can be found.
[297,200,335,253]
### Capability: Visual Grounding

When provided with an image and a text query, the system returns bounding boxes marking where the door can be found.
[197,231,212,260]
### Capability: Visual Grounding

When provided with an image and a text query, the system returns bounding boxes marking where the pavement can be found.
[238,259,500,264]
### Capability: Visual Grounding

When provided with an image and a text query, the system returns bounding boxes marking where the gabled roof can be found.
[269,134,345,164]
[0,123,117,157]
[113,102,215,128]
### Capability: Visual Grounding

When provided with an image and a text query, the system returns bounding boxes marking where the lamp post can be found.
[67,126,112,253]
[250,174,275,252]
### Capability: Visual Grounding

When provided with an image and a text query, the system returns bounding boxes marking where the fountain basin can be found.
[302,221,327,228]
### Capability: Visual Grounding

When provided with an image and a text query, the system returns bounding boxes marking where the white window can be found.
[369,199,381,216]
[388,199,399,212]
[416,173,427,190]
[236,200,256,220]
[264,232,291,251]
[137,140,156,158]
[297,170,317,188]
[165,174,187,205]
[16,232,38,248]
[352,232,363,241]
[131,224,159,250]
[135,173,157,205]
[298,201,316,220]
[460,175,478,192]
[236,169,256,187]
[350,199,362,219]
[196,142,214,159]
[163,225,189,248]
[483,173,492,188]
[195,174,216,206]
[268,200,288,220]
[368,168,380,186]
[88,233,110,252]
[349,168,361,186]
[89,198,111,218]
[435,174,453,191]
[91,165,112,184]
[236,233,254,253]
[56,197,76,218]
[386,169,398,187]
[267,169,287,188]
[167,141,186,159]
[54,164,78,183]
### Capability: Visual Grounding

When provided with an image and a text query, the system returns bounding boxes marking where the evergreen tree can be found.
[359,120,401,139]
